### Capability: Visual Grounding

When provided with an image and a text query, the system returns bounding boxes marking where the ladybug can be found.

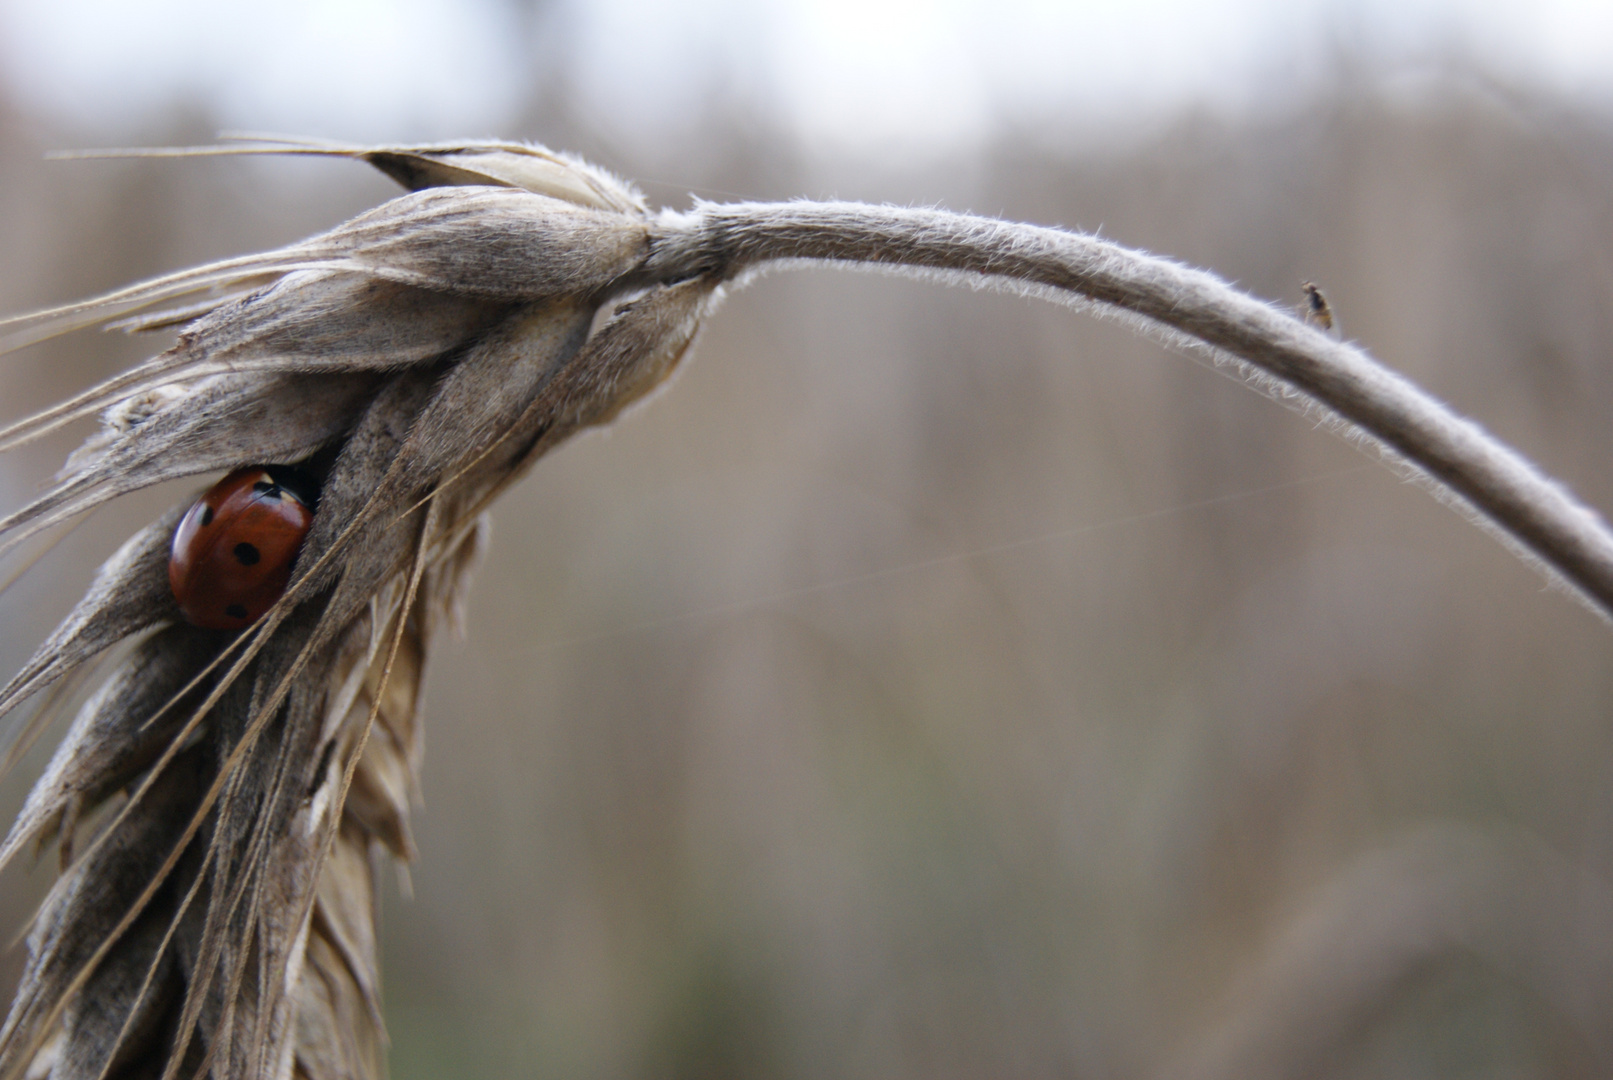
[168,466,317,630]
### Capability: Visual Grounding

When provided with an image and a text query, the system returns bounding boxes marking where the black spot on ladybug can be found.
[224,604,248,620]
[234,542,261,566]
[200,506,214,527]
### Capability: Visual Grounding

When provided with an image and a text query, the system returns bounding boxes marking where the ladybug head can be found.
[261,464,321,512]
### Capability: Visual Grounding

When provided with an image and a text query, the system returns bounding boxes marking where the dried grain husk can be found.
[0,143,712,1080]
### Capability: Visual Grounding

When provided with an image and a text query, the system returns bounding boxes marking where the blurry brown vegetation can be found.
[0,63,1611,1080]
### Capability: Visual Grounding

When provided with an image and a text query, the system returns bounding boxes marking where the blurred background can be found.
[0,1,1611,1077]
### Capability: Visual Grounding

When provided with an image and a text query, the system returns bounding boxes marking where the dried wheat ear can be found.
[0,140,710,1080]
[0,137,1607,1080]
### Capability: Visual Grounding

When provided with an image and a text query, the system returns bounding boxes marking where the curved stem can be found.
[648,200,1613,620]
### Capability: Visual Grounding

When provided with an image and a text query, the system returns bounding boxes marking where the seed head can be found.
[0,139,717,1080]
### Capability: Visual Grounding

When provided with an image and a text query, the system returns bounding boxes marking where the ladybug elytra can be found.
[168,466,316,630]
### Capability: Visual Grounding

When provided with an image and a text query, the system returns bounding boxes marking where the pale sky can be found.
[0,0,1607,153]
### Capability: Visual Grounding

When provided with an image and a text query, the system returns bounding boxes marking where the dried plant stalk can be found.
[0,138,1606,1079]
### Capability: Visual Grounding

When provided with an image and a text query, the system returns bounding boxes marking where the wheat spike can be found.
[0,139,1609,1078]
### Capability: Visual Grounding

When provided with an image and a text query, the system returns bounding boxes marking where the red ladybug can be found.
[169,466,316,630]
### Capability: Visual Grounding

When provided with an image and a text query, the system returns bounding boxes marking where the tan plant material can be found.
[0,138,1607,1078]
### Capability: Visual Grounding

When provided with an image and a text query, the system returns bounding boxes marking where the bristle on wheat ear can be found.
[0,136,1610,1080]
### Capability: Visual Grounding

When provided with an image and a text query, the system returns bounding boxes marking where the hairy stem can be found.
[647,201,1613,620]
